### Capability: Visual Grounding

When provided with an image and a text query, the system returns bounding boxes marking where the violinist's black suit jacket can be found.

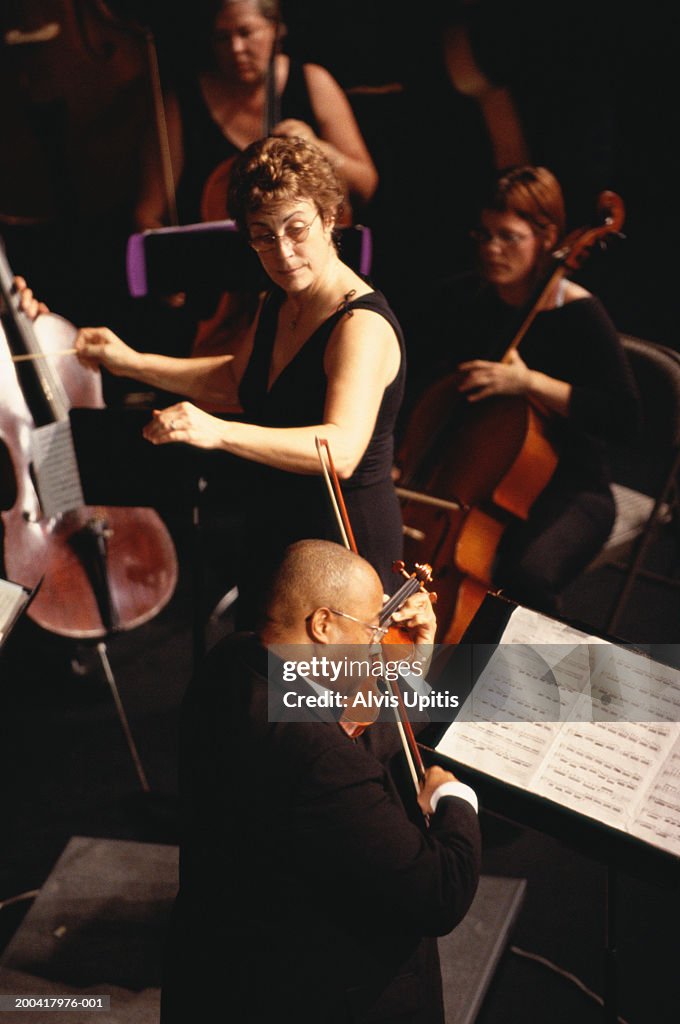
[160,633,481,1024]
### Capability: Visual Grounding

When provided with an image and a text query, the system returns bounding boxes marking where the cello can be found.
[394,190,626,644]
[0,243,179,788]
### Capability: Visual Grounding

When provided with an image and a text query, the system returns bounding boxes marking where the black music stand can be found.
[125,220,374,298]
[69,406,233,664]
[424,592,680,1024]
[66,407,229,793]
[69,407,204,511]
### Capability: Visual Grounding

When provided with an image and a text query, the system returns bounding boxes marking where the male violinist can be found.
[161,538,480,1024]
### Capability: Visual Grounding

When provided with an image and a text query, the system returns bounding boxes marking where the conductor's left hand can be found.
[143,403,226,450]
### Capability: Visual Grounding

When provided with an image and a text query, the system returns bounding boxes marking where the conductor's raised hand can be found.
[74,327,140,377]
[143,403,227,450]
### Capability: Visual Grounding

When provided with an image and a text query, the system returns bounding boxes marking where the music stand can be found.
[69,407,205,511]
[66,407,234,791]
[69,406,244,663]
[125,220,374,298]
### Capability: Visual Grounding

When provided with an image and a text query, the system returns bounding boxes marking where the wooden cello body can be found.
[398,383,558,643]
[395,191,626,643]
[0,261,178,641]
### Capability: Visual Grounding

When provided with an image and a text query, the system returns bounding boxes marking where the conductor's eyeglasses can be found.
[248,213,320,252]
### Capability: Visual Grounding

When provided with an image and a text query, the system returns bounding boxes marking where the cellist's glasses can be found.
[470,227,534,249]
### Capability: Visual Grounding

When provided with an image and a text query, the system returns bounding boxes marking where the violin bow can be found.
[315,437,426,791]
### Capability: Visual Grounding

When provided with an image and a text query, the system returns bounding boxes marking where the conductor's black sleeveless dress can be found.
[236,287,406,624]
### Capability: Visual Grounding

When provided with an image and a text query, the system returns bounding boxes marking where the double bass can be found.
[394,190,626,644]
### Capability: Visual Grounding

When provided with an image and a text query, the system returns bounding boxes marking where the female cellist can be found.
[400,165,641,618]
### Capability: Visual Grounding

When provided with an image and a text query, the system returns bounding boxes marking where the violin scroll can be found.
[391,559,437,609]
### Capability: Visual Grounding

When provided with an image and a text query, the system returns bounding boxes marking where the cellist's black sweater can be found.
[409,278,640,496]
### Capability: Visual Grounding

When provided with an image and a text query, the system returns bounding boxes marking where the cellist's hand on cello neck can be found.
[457,349,531,401]
[457,350,572,417]
[14,276,49,320]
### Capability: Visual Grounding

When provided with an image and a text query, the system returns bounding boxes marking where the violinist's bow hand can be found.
[417,765,457,817]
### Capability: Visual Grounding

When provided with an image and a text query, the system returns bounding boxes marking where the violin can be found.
[395,190,626,645]
[0,241,178,640]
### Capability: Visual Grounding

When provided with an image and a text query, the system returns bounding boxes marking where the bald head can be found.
[261,540,382,641]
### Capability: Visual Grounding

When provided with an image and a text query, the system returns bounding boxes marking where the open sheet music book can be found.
[436,606,680,859]
[0,577,32,648]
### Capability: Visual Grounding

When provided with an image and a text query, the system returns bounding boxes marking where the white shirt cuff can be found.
[430,780,478,814]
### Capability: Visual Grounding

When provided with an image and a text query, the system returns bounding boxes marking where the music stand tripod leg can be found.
[95,640,150,793]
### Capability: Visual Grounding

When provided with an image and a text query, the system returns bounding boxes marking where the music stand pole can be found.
[95,640,150,793]
[191,476,208,670]
[603,863,618,1023]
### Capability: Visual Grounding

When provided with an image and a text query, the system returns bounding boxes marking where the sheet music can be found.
[437,719,562,790]
[437,605,680,858]
[0,577,30,646]
[588,643,680,722]
[31,421,84,517]
[629,734,680,856]
[531,720,680,832]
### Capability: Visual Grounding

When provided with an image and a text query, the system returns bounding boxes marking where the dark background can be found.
[2,2,678,348]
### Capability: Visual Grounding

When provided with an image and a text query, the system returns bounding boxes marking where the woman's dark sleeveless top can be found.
[174,60,319,225]
[236,288,406,599]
